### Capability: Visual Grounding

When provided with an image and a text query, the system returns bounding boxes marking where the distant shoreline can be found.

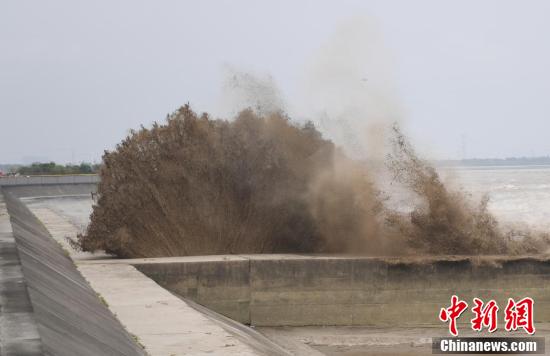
[4,157,550,173]
[436,157,550,168]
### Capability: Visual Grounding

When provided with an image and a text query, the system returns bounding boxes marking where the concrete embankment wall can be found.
[0,192,42,355]
[136,255,550,327]
[5,178,550,335]
[0,174,99,187]
[2,184,145,356]
[5,183,97,199]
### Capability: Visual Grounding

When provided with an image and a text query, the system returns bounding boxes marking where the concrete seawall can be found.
[0,192,42,355]
[5,183,97,199]
[2,182,284,355]
[3,179,550,355]
[1,185,146,356]
[136,255,550,327]
[0,174,99,187]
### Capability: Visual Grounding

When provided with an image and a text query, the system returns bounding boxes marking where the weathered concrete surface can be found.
[259,324,550,356]
[0,175,99,187]
[4,183,97,199]
[0,193,42,356]
[78,263,259,355]
[26,205,109,261]
[136,254,550,327]
[2,189,146,356]
[136,258,252,324]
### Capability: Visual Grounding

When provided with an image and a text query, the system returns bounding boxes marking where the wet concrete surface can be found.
[258,325,550,355]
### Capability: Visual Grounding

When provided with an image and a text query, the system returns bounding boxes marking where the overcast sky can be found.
[1,0,549,163]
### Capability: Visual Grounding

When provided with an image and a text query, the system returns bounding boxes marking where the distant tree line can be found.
[437,156,550,167]
[16,162,100,175]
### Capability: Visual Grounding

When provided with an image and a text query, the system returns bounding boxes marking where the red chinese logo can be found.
[504,297,535,334]
[471,298,499,333]
[439,295,469,336]
[439,296,535,335]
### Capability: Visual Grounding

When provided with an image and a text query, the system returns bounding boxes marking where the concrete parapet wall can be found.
[4,183,97,199]
[0,174,99,187]
[136,255,550,327]
[137,258,252,324]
